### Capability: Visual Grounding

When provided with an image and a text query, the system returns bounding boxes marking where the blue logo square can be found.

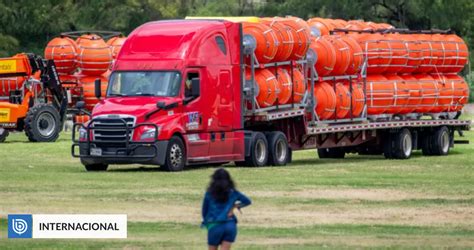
[8,214,32,238]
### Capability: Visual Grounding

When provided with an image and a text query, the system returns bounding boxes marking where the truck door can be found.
[182,70,210,162]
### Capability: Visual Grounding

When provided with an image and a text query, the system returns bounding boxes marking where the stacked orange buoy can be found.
[243,17,311,108]
[44,33,127,116]
[305,17,469,120]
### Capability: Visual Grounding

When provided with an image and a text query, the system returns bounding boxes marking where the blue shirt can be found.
[201,190,251,227]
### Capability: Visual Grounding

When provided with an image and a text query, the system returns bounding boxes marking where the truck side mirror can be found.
[76,101,85,110]
[191,78,200,98]
[94,79,102,99]
[157,101,166,109]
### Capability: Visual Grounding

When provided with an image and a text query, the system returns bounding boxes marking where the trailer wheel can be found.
[384,128,412,159]
[267,131,289,166]
[24,104,61,142]
[0,129,9,143]
[84,164,108,171]
[318,148,345,159]
[162,136,186,171]
[430,126,451,156]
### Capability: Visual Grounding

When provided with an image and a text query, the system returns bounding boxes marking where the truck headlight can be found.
[79,127,87,141]
[140,127,159,141]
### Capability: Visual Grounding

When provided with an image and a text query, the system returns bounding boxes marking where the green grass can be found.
[0,128,473,249]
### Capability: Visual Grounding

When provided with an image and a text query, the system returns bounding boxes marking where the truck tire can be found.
[84,164,108,171]
[318,148,345,159]
[24,104,61,142]
[162,136,186,171]
[430,126,451,156]
[237,132,268,167]
[421,133,433,156]
[0,129,9,143]
[384,128,412,159]
[267,131,289,166]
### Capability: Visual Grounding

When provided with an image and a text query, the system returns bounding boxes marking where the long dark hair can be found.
[207,168,235,203]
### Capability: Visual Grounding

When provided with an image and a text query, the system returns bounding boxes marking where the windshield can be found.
[107,71,181,97]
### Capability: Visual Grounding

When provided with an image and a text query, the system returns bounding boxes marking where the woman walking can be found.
[202,168,252,250]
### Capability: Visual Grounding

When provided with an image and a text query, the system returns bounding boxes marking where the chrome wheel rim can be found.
[402,133,412,157]
[37,112,55,137]
[441,131,449,153]
[255,139,266,164]
[276,139,287,163]
[170,144,183,168]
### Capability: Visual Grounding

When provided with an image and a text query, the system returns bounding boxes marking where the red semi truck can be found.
[72,19,471,171]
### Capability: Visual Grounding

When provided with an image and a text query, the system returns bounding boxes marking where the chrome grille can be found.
[92,116,135,142]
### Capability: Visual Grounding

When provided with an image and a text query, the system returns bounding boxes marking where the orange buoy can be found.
[444,34,468,73]
[313,81,336,119]
[332,19,349,29]
[281,17,311,60]
[384,33,408,73]
[430,34,446,72]
[445,74,469,111]
[324,36,350,75]
[398,74,422,113]
[399,35,422,73]
[0,77,26,96]
[384,74,410,114]
[342,80,365,118]
[44,36,78,74]
[261,18,294,61]
[243,22,278,63]
[339,36,363,74]
[309,37,336,76]
[245,69,278,108]
[333,82,351,118]
[413,74,439,113]
[431,74,455,112]
[346,20,371,31]
[355,33,392,74]
[107,36,127,59]
[273,67,292,105]
[74,114,90,124]
[413,34,434,73]
[78,75,108,111]
[284,67,306,103]
[76,34,112,76]
[365,75,394,115]
[307,17,335,37]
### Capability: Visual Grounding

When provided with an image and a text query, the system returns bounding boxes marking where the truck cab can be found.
[73,20,245,171]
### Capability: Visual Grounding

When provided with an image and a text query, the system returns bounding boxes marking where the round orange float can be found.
[0,77,26,96]
[245,69,278,108]
[44,36,78,74]
[399,35,422,73]
[273,67,292,105]
[343,82,365,118]
[413,34,434,73]
[313,81,336,120]
[445,74,469,111]
[307,17,335,37]
[107,36,127,59]
[333,82,351,119]
[431,74,455,112]
[74,114,90,124]
[77,75,108,111]
[430,34,446,72]
[384,74,410,114]
[413,74,439,113]
[288,67,306,103]
[384,33,408,73]
[261,18,294,61]
[280,17,311,60]
[364,75,394,115]
[243,22,278,64]
[309,37,336,76]
[399,74,422,113]
[324,36,350,75]
[355,33,392,74]
[444,34,468,73]
[76,34,112,76]
[339,35,363,74]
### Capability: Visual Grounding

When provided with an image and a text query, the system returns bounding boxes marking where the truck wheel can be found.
[384,128,412,159]
[318,148,345,159]
[267,131,289,166]
[430,126,451,156]
[84,164,108,171]
[24,104,61,142]
[0,129,9,143]
[162,136,186,171]
[237,132,268,167]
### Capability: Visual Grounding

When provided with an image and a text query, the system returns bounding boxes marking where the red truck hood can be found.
[92,97,180,121]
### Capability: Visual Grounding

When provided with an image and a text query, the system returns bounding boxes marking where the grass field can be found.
[0,124,473,249]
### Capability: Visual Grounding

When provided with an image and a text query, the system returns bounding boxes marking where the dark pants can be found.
[207,221,237,246]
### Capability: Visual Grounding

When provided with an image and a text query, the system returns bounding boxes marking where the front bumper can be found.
[71,119,167,166]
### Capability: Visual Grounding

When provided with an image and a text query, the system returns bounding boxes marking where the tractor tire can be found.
[318,148,345,159]
[0,129,9,143]
[236,132,268,167]
[266,131,290,166]
[384,129,413,159]
[161,136,186,172]
[24,104,61,142]
[84,164,109,171]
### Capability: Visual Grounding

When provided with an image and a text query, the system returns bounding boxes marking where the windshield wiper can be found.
[130,93,156,96]
[108,93,128,97]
